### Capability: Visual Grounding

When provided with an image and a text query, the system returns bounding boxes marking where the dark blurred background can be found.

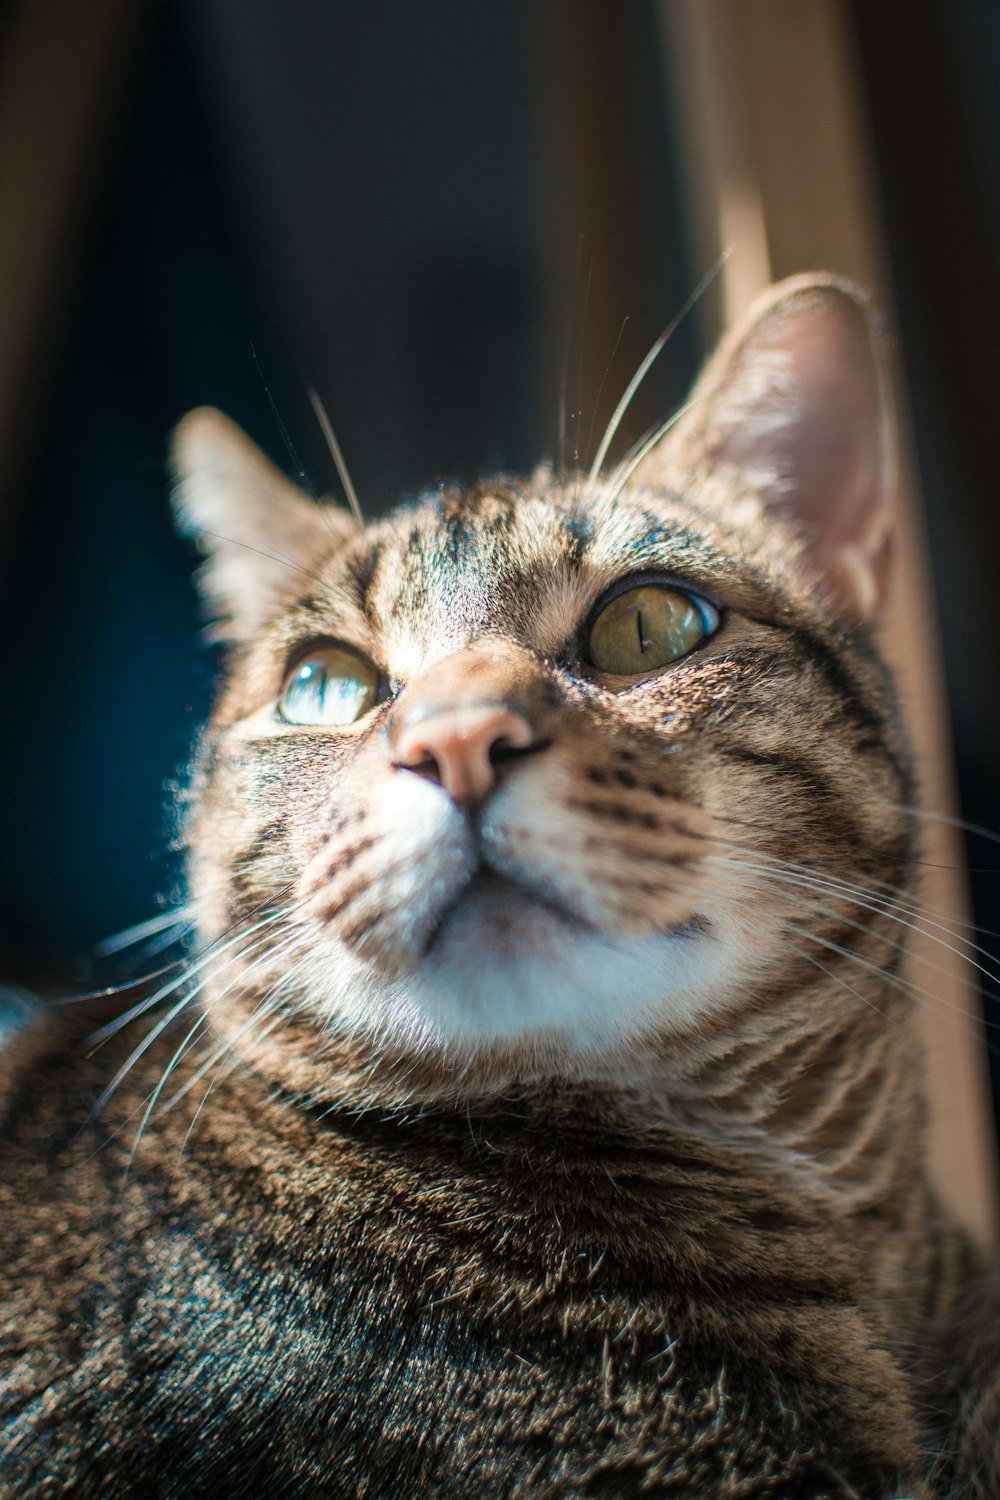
[0,1,998,1187]
[0,0,698,968]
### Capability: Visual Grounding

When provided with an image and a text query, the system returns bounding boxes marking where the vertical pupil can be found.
[585,586,715,675]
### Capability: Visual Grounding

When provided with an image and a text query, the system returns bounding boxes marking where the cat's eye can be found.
[586,583,718,676]
[278,645,380,726]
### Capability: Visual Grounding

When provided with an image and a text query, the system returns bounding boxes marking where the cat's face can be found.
[174,276,911,1098]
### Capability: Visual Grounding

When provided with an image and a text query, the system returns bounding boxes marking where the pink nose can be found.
[393,705,535,806]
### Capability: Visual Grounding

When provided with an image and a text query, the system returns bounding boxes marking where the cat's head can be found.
[172,275,912,1106]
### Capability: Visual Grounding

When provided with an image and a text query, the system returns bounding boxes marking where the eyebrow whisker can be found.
[308,385,365,528]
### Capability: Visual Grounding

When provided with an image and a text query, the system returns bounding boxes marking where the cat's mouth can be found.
[421,866,591,962]
[415,863,708,972]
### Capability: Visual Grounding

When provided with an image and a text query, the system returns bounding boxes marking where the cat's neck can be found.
[196,951,927,1234]
[662,994,926,1212]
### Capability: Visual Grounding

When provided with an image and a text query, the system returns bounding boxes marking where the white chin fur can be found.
[293,895,746,1062]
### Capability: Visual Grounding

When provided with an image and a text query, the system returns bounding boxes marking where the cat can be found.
[2,273,999,1498]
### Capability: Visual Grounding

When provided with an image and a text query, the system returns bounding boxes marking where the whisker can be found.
[96,905,196,958]
[695,816,998,949]
[596,375,724,518]
[165,920,316,1111]
[585,249,730,491]
[54,887,297,1025]
[712,850,999,1040]
[710,801,1000,884]
[897,801,1000,853]
[713,854,1000,1008]
[126,923,311,1169]
[307,384,365,527]
[786,943,893,1022]
[88,908,290,1048]
[122,1010,211,1174]
[583,316,629,477]
[87,905,303,1122]
[250,340,317,499]
[88,989,200,1125]
[576,257,593,469]
[179,1006,290,1158]
[198,529,329,590]
[707,835,1000,978]
[782,919,998,1050]
[93,917,306,1156]
[175,946,318,1155]
[570,254,595,504]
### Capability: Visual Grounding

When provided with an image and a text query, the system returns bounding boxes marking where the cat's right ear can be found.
[632,276,896,619]
[171,408,359,642]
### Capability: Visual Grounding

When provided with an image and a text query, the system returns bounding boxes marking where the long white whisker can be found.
[176,947,318,1155]
[123,1011,212,1174]
[558,231,586,482]
[708,807,1000,922]
[96,905,196,958]
[895,800,1000,852]
[89,910,299,1121]
[126,923,310,1169]
[571,256,594,490]
[594,377,722,521]
[307,385,364,527]
[713,852,1000,1036]
[158,926,316,1122]
[250,341,317,499]
[88,909,289,1047]
[89,990,201,1124]
[786,944,892,1022]
[585,250,730,490]
[783,919,996,1047]
[712,851,1000,997]
[198,529,328,589]
[583,316,630,475]
[702,824,999,958]
[57,884,299,1012]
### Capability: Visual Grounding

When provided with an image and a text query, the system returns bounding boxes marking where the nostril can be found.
[404,750,444,785]
[393,707,543,806]
[488,733,550,769]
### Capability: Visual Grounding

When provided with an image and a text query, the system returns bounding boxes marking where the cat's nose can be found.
[393,705,537,807]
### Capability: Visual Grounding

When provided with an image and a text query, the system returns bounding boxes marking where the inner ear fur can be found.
[171,407,359,642]
[636,274,896,618]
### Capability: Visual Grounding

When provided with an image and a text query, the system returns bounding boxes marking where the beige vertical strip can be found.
[660,0,998,1243]
[0,0,149,527]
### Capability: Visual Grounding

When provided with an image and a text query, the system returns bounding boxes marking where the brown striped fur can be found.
[2,276,998,1496]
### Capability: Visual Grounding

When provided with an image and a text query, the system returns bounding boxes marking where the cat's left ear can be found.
[171,408,359,641]
[649,274,896,618]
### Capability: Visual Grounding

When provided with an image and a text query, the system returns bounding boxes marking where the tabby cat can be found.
[2,275,999,1498]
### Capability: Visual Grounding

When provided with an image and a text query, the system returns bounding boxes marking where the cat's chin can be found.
[295,884,744,1065]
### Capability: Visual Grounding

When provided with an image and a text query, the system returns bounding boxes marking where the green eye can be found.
[278,645,380,726]
[586,584,718,676]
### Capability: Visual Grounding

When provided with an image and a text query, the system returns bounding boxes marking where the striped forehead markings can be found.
[347,544,381,614]
[561,509,595,560]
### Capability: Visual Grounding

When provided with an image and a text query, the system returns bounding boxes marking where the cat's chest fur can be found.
[2,1018,922,1498]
